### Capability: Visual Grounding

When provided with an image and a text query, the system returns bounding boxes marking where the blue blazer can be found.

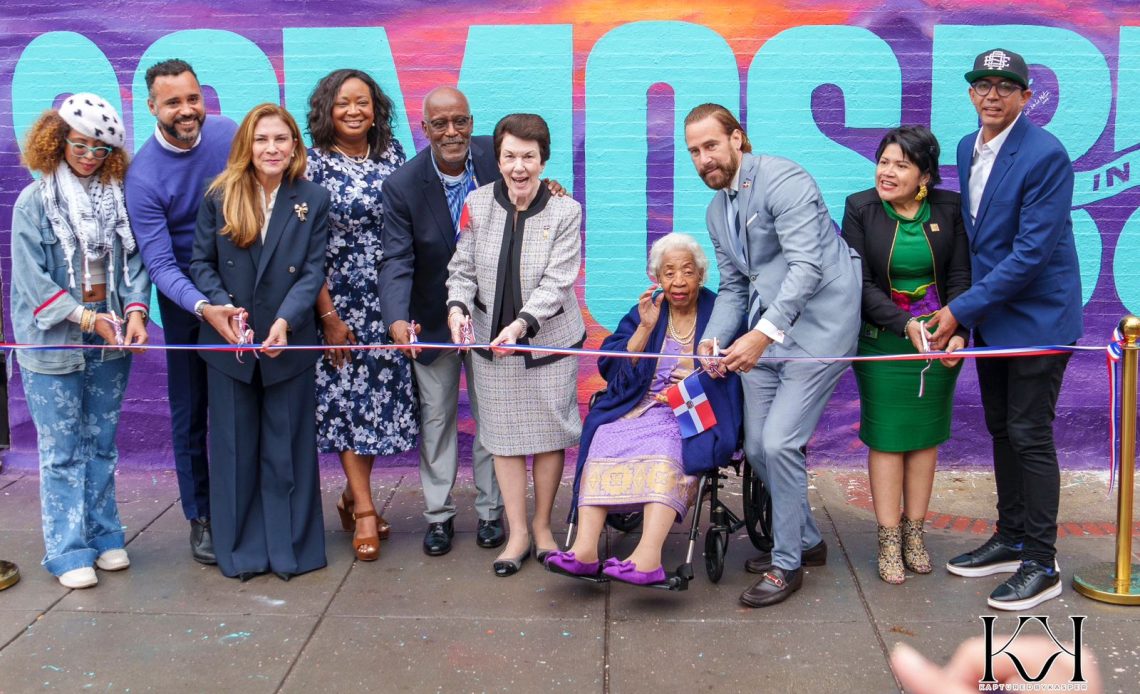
[190,177,330,386]
[950,116,1083,346]
[569,288,743,510]
[379,135,499,364]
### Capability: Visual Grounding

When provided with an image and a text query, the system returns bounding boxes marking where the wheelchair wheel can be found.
[606,512,643,533]
[742,460,773,552]
[704,528,728,583]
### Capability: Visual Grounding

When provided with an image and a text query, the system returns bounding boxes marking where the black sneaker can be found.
[945,534,1021,577]
[987,559,1062,611]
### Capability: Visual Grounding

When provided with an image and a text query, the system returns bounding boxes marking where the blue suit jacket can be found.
[950,116,1083,346]
[190,178,330,386]
[379,136,499,364]
[569,289,743,512]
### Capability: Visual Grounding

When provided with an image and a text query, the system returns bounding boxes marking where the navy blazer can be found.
[841,187,971,341]
[569,288,743,511]
[379,135,499,364]
[950,116,1083,346]
[190,178,330,386]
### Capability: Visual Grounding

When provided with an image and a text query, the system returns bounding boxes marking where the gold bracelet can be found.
[80,308,96,333]
[320,309,337,320]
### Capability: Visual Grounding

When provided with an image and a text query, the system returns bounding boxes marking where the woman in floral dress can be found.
[306,69,419,561]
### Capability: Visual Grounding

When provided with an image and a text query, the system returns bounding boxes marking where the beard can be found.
[160,113,205,143]
[698,152,739,190]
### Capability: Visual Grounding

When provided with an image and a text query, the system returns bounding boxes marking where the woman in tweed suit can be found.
[446,113,584,577]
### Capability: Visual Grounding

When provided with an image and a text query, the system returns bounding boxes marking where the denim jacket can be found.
[9,182,152,375]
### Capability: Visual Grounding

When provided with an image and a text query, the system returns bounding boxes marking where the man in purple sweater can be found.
[125,59,242,564]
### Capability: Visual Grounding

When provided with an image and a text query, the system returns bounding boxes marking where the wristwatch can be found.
[194,299,208,320]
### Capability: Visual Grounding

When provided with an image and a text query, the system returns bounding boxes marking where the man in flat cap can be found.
[929,48,1082,611]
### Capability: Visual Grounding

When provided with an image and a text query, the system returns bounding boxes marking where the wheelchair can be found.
[562,387,774,591]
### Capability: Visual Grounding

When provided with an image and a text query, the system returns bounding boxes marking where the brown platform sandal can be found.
[337,492,391,541]
[351,509,381,562]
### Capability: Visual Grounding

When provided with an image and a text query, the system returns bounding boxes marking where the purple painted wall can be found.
[2,2,1136,470]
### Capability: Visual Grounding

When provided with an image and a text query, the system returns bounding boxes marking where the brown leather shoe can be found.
[745,540,827,574]
[740,567,803,608]
[0,560,19,591]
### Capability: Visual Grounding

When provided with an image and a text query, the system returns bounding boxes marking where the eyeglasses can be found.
[971,80,1023,98]
[427,116,471,133]
[65,139,113,159]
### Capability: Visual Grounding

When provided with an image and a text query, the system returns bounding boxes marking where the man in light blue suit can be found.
[685,104,861,607]
[929,49,1082,611]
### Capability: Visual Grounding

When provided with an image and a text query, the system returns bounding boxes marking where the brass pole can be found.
[1074,315,1140,604]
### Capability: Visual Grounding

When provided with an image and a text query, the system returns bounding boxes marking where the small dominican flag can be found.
[665,372,718,439]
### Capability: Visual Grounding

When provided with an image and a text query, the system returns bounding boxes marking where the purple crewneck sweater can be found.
[125,116,237,314]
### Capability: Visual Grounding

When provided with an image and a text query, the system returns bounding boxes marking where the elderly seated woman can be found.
[544,233,741,587]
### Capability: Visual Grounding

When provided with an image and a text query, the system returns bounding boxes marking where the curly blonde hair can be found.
[21,110,128,183]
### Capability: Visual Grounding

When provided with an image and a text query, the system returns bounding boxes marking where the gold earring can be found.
[915,184,928,202]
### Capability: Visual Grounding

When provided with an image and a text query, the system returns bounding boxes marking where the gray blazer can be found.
[446,180,585,367]
[701,153,861,359]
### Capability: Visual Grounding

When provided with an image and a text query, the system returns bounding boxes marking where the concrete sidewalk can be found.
[0,466,1137,693]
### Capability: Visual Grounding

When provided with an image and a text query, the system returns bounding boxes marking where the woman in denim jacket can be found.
[10,94,151,589]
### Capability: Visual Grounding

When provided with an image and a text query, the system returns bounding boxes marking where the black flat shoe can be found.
[237,572,259,583]
[423,518,455,556]
[535,546,558,563]
[476,519,506,549]
[190,518,217,565]
[493,547,532,577]
[274,572,293,582]
[740,567,803,608]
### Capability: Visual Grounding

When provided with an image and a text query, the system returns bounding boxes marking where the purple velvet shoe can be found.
[602,559,668,586]
[544,550,602,578]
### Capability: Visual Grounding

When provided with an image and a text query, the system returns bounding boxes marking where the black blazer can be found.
[840,187,970,340]
[190,178,330,386]
[379,135,499,364]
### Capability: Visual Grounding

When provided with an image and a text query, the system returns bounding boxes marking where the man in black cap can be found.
[928,49,1082,610]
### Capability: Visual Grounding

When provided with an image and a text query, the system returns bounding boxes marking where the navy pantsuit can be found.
[190,178,330,578]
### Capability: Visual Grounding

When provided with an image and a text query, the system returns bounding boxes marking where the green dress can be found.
[852,200,962,452]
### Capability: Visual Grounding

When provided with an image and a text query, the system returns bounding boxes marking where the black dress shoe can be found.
[190,518,217,565]
[237,572,259,583]
[745,540,827,574]
[273,572,293,582]
[476,519,506,548]
[946,533,1022,577]
[740,567,803,608]
[423,518,455,556]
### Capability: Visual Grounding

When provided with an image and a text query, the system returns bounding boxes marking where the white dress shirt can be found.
[968,114,1020,223]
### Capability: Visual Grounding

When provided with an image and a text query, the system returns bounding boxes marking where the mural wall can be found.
[2,1,1136,468]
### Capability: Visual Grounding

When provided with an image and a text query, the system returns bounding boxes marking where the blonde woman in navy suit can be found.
[191,104,330,581]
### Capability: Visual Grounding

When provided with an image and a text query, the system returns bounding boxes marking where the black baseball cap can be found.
[965,48,1029,89]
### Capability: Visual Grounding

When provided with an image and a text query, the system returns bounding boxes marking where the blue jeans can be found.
[23,326,132,576]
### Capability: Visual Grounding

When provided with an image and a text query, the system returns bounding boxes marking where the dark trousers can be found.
[158,294,211,520]
[206,363,326,578]
[974,335,1072,565]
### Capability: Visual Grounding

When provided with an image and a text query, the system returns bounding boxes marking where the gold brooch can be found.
[929,223,940,233]
[295,202,308,221]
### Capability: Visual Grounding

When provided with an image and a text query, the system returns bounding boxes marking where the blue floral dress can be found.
[307,144,419,455]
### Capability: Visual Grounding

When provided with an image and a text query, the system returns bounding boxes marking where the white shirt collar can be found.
[728,159,742,193]
[154,123,202,153]
[973,113,1021,159]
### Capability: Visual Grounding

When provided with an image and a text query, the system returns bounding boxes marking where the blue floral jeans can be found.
[22,325,132,576]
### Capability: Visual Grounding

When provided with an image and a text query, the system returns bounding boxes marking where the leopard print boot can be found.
[901,517,932,574]
[878,525,905,584]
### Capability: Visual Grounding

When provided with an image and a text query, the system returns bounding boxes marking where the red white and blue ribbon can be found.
[1107,326,1125,493]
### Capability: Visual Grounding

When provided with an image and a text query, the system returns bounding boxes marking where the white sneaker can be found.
[58,567,98,589]
[96,549,130,571]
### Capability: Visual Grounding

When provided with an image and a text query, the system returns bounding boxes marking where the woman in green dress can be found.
[841,126,971,584]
